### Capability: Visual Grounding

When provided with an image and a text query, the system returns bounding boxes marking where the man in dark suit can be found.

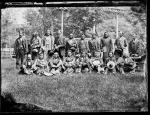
[14,30,28,69]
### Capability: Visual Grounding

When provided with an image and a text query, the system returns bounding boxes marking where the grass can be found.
[1,58,148,112]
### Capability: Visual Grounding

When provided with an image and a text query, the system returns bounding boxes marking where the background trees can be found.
[1,6,146,48]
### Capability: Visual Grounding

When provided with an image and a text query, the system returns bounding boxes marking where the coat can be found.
[14,36,28,56]
[88,38,100,53]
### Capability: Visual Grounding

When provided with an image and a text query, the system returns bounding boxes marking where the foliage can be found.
[1,6,146,47]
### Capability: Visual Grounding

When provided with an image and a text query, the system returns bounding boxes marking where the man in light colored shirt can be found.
[42,29,55,61]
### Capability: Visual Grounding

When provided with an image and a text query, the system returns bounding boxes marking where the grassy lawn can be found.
[1,58,148,112]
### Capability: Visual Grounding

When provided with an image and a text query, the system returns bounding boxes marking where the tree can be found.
[1,9,15,48]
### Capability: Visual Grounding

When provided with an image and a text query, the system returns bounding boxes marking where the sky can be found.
[7,8,28,25]
[2,8,39,26]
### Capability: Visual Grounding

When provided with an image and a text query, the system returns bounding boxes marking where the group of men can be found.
[14,28,146,76]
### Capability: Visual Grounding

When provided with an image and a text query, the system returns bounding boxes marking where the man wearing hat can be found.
[42,29,55,61]
[88,33,100,57]
[65,33,78,56]
[14,30,28,69]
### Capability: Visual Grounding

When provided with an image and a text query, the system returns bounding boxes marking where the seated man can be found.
[48,52,64,75]
[20,53,35,75]
[123,55,136,74]
[75,54,82,73]
[63,50,75,74]
[116,56,125,74]
[80,52,91,73]
[105,52,116,74]
[32,52,52,76]
[90,51,104,73]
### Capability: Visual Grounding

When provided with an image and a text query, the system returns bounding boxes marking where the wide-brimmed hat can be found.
[107,61,115,69]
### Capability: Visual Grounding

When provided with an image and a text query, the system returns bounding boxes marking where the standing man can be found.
[129,37,139,56]
[115,31,129,57]
[78,34,89,55]
[100,32,113,64]
[54,30,66,60]
[88,34,100,57]
[66,33,78,56]
[42,29,55,61]
[30,31,42,61]
[14,30,27,69]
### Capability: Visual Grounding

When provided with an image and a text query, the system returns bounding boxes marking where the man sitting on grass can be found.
[105,52,116,74]
[80,52,91,73]
[20,53,35,75]
[123,55,136,74]
[63,50,75,74]
[74,54,82,73]
[48,52,64,75]
[32,52,52,76]
[90,51,104,74]
[116,55,125,74]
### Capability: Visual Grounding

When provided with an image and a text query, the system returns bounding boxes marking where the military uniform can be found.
[14,36,27,69]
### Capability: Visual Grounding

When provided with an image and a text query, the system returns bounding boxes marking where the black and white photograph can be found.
[0,1,148,112]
